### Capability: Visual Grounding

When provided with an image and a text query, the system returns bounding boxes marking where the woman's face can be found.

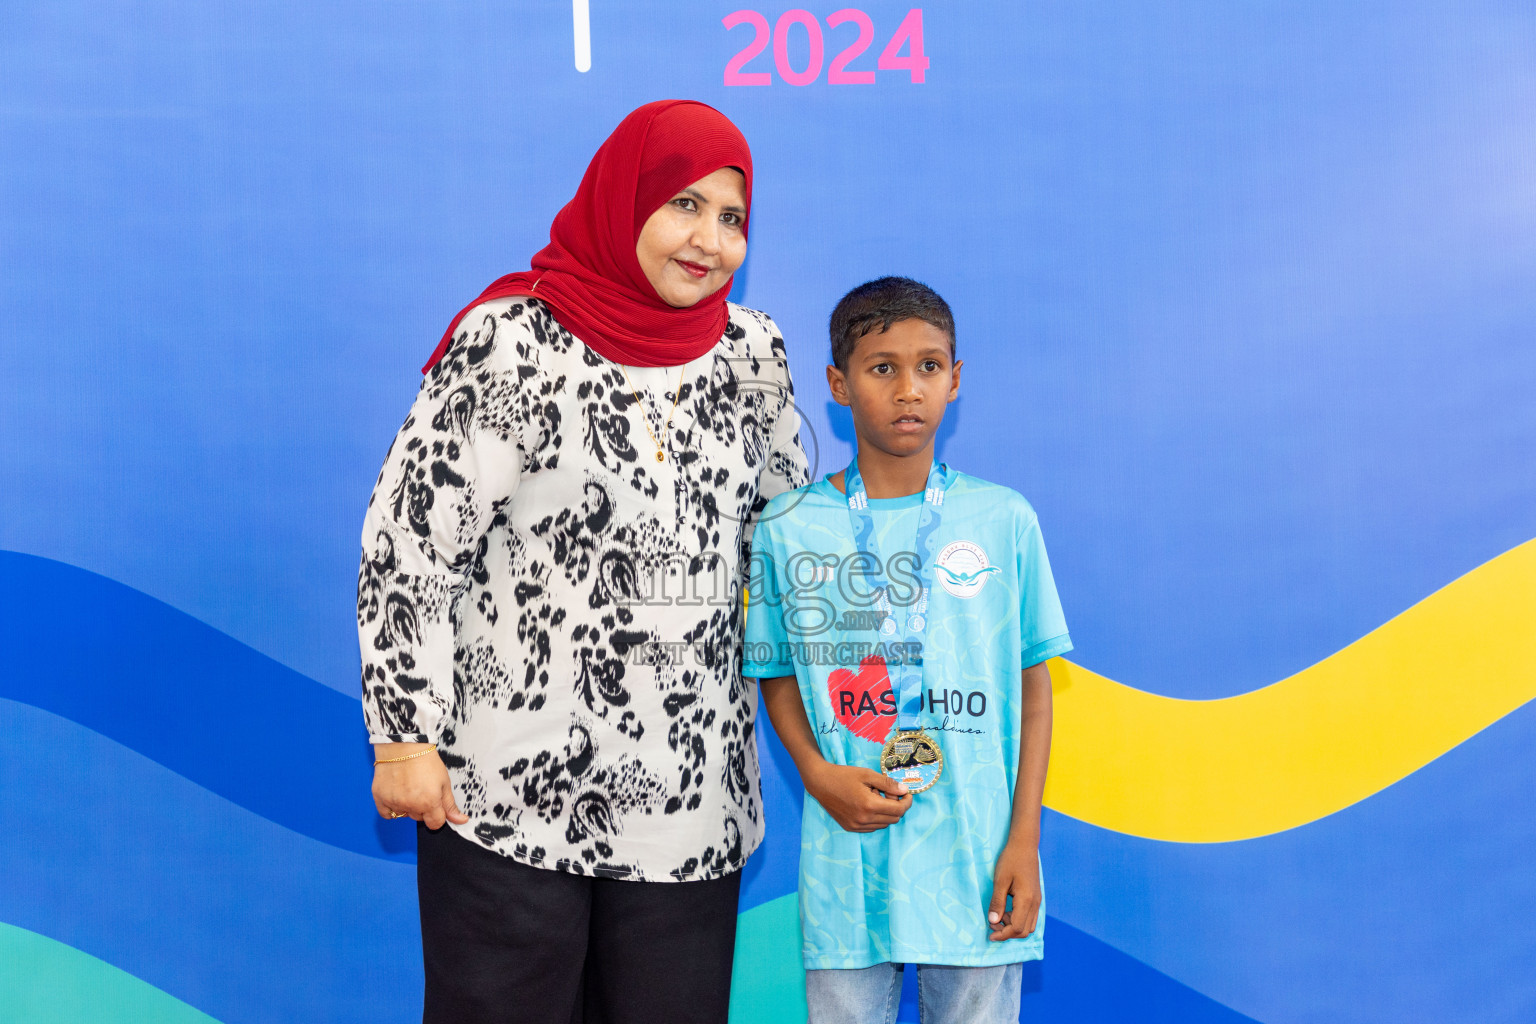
[635,167,748,308]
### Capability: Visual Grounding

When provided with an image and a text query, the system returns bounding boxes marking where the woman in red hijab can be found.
[358,100,809,1024]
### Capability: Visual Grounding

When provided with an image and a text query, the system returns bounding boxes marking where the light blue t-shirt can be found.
[744,469,1072,969]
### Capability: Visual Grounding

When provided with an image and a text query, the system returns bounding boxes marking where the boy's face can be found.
[826,318,961,461]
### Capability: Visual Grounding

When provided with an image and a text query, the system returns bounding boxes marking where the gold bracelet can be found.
[374,743,437,765]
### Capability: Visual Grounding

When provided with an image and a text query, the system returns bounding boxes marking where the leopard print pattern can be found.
[358,298,809,881]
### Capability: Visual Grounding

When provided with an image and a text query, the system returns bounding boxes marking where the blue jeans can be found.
[805,962,1023,1024]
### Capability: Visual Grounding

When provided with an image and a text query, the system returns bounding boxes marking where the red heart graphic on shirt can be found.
[828,655,897,745]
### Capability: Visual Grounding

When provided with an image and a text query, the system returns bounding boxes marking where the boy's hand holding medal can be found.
[804,761,913,833]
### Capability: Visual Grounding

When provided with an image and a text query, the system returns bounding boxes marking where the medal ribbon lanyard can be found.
[842,458,950,732]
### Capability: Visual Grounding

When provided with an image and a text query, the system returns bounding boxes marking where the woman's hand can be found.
[805,762,912,833]
[987,841,1042,941]
[371,743,469,830]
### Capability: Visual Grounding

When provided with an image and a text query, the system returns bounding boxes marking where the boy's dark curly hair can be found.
[829,276,955,370]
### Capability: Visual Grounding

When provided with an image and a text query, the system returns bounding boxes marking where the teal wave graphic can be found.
[0,922,222,1024]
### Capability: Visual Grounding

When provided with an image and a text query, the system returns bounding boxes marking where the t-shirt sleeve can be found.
[1017,509,1073,668]
[742,513,796,678]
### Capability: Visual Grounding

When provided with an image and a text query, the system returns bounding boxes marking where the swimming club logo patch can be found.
[934,540,1001,599]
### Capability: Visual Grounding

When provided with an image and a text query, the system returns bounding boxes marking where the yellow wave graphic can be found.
[1043,538,1536,842]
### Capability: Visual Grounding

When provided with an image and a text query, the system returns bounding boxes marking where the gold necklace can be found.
[619,364,687,463]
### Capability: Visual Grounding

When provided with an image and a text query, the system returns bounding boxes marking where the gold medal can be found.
[880,729,943,794]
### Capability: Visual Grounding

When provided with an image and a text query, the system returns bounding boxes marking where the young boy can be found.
[744,277,1071,1024]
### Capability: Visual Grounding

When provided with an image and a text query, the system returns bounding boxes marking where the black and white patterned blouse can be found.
[357,297,810,881]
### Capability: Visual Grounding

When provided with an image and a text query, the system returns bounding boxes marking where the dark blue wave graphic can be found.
[1043,698,1536,1024]
[880,916,1270,1023]
[0,697,420,1024]
[7,549,1532,1022]
[0,551,415,862]
[892,918,1262,1023]
[1018,918,1262,1023]
[5,692,1263,1024]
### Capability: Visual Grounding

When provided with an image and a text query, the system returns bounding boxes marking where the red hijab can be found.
[422,100,753,372]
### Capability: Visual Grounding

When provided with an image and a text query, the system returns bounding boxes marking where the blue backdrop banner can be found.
[3,3,1534,1022]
